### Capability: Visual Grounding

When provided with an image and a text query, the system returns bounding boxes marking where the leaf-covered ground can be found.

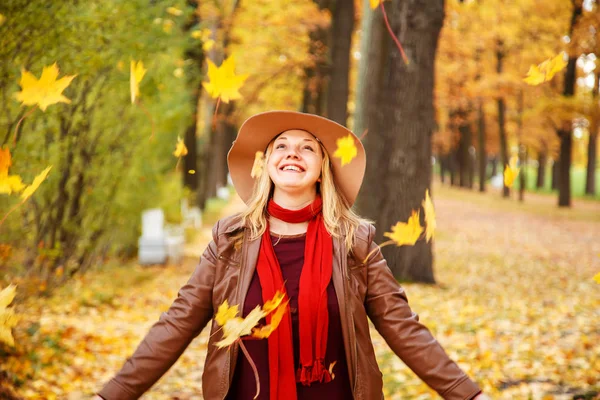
[4,186,599,399]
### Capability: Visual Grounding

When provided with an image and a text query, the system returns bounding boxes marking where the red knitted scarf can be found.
[256,196,333,400]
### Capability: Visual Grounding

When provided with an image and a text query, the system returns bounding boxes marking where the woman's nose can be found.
[285,147,300,159]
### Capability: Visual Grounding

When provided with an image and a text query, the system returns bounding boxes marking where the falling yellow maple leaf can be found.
[215,299,239,326]
[0,284,18,347]
[504,164,520,188]
[333,134,358,166]
[524,52,567,86]
[130,60,147,104]
[173,137,188,158]
[14,63,76,111]
[593,272,600,284]
[250,151,265,179]
[216,306,265,348]
[202,56,249,103]
[384,210,423,246]
[251,300,289,339]
[21,166,52,201]
[422,189,436,243]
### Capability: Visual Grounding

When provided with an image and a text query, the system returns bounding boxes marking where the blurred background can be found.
[0,0,598,399]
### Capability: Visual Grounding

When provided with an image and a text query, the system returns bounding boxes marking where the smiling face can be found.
[266,129,324,201]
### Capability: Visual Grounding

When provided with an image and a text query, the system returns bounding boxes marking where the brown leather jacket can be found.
[98,214,481,400]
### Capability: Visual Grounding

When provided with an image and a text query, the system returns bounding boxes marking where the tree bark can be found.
[537,151,547,189]
[478,100,487,192]
[354,0,384,137]
[356,0,444,283]
[555,1,582,207]
[326,0,355,126]
[585,71,599,195]
[552,159,559,190]
[496,39,510,198]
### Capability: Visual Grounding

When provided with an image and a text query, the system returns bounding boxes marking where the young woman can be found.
[95,111,488,400]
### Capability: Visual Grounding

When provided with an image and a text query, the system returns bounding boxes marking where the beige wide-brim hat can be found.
[227,110,366,206]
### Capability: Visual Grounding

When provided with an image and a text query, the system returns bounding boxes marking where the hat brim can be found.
[227,111,366,206]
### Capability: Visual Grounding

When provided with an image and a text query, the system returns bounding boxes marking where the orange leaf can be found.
[251,300,289,339]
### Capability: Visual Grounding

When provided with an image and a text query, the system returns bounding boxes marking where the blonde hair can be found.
[238,134,371,252]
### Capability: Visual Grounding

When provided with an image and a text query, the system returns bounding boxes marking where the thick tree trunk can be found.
[356,0,444,283]
[354,0,384,137]
[519,146,527,202]
[555,1,582,207]
[326,0,355,126]
[302,0,332,116]
[537,151,546,189]
[585,71,599,196]
[496,40,509,198]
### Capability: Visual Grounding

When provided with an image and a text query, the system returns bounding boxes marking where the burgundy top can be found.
[225,233,352,400]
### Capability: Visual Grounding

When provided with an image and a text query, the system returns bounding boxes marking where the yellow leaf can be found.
[173,137,188,158]
[523,64,546,85]
[202,56,249,103]
[21,166,52,201]
[130,61,147,104]
[216,306,265,348]
[523,52,568,86]
[593,272,600,284]
[13,63,76,111]
[166,6,183,16]
[545,51,568,81]
[250,151,265,179]
[188,169,196,174]
[262,290,285,314]
[0,284,16,309]
[422,189,436,243]
[0,284,18,347]
[369,0,384,9]
[0,175,27,195]
[333,134,358,166]
[503,165,519,188]
[0,14,5,26]
[251,300,288,339]
[384,210,423,246]
[215,299,239,326]
[191,30,203,39]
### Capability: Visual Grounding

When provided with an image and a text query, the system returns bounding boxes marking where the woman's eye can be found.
[304,146,314,151]
[276,144,285,149]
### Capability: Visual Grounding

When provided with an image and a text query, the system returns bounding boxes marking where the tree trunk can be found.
[478,100,487,192]
[354,0,384,137]
[519,146,527,202]
[440,154,447,184]
[537,151,546,189]
[457,112,472,187]
[356,0,444,283]
[326,0,355,126]
[302,0,332,116]
[551,159,559,190]
[496,40,509,198]
[585,71,599,196]
[555,1,582,207]
[490,155,498,177]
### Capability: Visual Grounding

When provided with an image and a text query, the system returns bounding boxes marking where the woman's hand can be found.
[473,394,491,400]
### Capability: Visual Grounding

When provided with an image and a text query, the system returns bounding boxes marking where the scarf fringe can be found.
[296,359,332,386]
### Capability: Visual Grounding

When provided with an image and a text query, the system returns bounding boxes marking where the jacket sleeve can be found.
[362,224,481,400]
[97,221,220,400]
